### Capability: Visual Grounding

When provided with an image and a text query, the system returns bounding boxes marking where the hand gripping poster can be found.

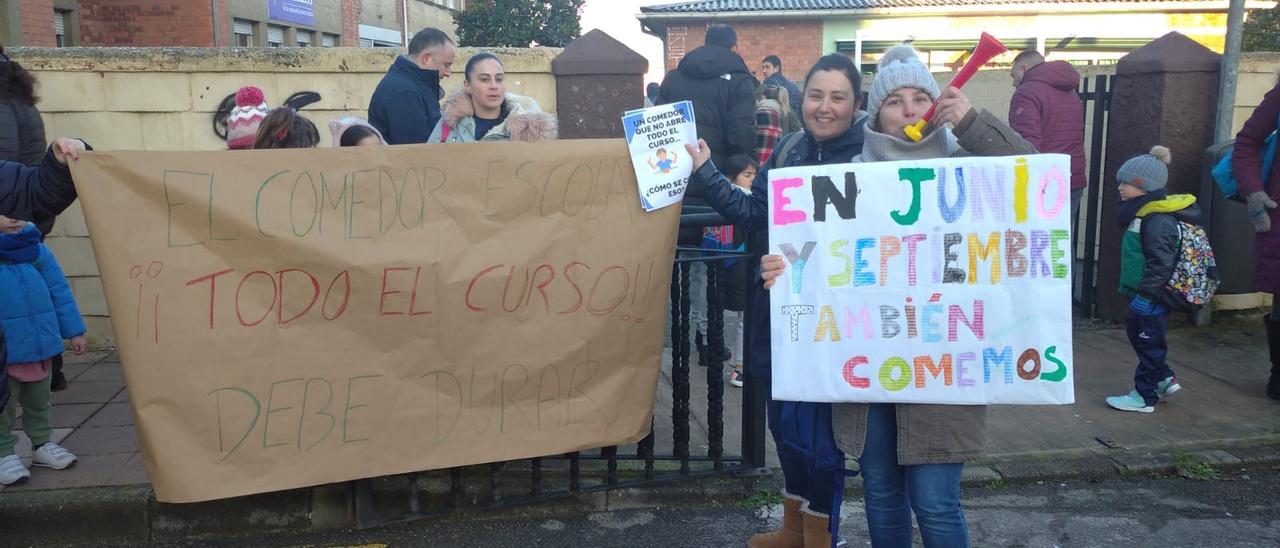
[767,154,1075,405]
[621,101,697,212]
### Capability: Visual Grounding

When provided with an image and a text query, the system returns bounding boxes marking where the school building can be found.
[638,0,1267,77]
[1,0,464,49]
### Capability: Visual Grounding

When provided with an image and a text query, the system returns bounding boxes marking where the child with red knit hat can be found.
[225,86,269,150]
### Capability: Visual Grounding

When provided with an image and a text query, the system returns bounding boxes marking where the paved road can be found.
[146,464,1280,548]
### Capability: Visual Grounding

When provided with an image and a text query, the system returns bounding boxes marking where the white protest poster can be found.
[621,101,697,212]
[767,154,1075,405]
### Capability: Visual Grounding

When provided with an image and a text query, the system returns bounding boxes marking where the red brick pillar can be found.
[553,30,649,139]
[1095,33,1221,321]
[342,0,361,47]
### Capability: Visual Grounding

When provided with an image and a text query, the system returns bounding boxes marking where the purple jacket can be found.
[1231,80,1280,293]
[1009,61,1086,190]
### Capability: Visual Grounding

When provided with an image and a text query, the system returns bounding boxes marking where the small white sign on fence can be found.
[621,101,698,212]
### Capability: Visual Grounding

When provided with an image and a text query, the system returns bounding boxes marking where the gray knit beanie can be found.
[868,45,941,130]
[1117,146,1171,192]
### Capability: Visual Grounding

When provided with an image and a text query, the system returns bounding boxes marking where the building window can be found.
[53,10,69,47]
[297,30,312,47]
[267,25,285,47]
[233,19,254,47]
[358,24,402,48]
[321,33,337,47]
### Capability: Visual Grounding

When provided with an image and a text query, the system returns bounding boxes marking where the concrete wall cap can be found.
[553,30,649,76]
[8,46,561,74]
[1116,32,1221,76]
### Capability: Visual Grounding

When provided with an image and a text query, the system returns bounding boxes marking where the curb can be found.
[4,436,1280,545]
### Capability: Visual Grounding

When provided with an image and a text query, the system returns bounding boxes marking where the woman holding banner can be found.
[687,53,869,548]
[427,53,557,143]
[690,45,1037,547]
[829,44,1033,548]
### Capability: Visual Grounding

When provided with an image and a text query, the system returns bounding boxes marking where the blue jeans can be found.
[1126,310,1171,406]
[860,404,969,547]
[767,395,834,516]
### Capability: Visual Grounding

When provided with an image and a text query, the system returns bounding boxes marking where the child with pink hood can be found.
[329,117,387,148]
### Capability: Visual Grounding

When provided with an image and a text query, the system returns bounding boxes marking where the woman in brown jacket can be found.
[761,45,1037,547]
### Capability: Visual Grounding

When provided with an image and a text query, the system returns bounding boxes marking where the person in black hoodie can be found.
[660,24,759,353]
[684,54,867,548]
[659,24,757,181]
[368,28,455,145]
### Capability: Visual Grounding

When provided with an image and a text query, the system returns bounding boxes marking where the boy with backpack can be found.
[1109,146,1218,413]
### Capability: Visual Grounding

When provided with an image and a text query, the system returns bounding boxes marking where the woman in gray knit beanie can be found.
[755,44,1039,547]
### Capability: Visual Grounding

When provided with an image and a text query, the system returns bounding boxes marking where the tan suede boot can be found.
[747,497,805,548]
[802,511,833,548]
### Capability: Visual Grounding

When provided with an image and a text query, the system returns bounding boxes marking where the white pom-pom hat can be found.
[868,45,941,130]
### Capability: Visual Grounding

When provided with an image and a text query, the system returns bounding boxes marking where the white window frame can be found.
[297,30,313,47]
[358,24,402,48]
[233,19,254,47]
[267,25,286,48]
[54,10,69,47]
[321,33,337,47]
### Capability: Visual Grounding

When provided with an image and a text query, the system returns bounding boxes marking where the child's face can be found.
[657,149,667,160]
[1117,182,1146,201]
[733,166,756,189]
[0,215,26,234]
[356,135,382,148]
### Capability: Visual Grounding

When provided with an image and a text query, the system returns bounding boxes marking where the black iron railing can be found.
[1078,74,1113,318]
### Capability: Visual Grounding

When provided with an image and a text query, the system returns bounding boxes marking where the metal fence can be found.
[351,210,768,529]
[1077,74,1114,318]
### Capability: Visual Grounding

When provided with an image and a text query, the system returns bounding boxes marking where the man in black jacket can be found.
[658,25,757,175]
[368,27,456,145]
[658,25,756,359]
[0,137,87,410]
[760,54,802,114]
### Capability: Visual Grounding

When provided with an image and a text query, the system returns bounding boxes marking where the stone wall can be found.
[1231,53,1280,136]
[12,46,559,347]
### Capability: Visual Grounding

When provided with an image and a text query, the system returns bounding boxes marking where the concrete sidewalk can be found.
[2,310,1279,543]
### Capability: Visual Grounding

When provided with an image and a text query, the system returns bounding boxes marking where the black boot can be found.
[50,354,68,392]
[1266,315,1280,401]
[693,330,730,365]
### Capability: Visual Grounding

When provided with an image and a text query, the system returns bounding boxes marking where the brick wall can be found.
[663,19,823,83]
[78,0,216,47]
[214,0,231,47]
[342,0,361,47]
[20,0,57,47]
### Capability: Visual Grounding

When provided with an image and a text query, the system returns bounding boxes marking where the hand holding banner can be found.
[767,154,1075,405]
[622,101,698,212]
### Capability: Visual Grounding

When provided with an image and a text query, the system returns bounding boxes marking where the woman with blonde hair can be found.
[754,84,802,164]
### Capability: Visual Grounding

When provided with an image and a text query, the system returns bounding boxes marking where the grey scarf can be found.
[855,122,960,163]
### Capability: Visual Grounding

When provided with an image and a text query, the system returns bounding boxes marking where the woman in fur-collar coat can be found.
[427,52,557,143]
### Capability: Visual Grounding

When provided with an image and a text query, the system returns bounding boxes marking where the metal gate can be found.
[1077,74,1114,318]
[352,211,768,528]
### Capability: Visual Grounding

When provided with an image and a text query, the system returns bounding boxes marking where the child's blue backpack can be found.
[777,401,857,548]
[1211,112,1280,201]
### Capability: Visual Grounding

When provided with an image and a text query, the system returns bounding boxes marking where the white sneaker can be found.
[0,454,31,485]
[32,443,77,470]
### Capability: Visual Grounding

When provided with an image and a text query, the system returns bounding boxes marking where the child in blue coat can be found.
[0,137,90,413]
[0,214,85,484]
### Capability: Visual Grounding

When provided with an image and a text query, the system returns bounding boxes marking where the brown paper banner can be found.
[71,140,677,503]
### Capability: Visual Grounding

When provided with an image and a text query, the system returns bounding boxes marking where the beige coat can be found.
[835,108,1037,465]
